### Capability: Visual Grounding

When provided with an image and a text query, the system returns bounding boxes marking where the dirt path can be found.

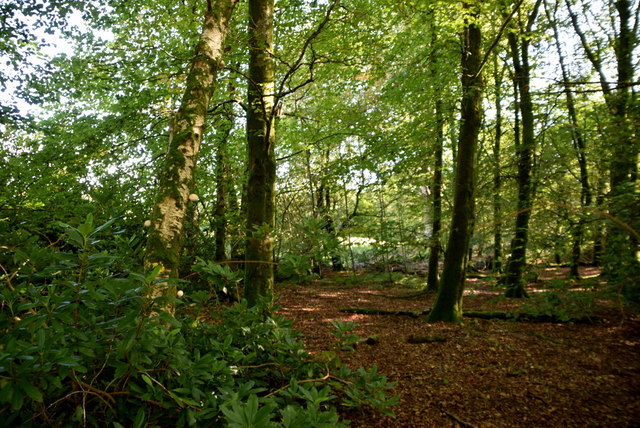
[276,276,640,427]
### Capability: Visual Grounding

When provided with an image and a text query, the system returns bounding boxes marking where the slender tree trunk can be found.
[214,110,234,262]
[427,6,482,323]
[492,54,504,274]
[146,0,238,296]
[502,0,541,298]
[592,178,606,265]
[317,183,344,272]
[244,0,276,306]
[228,176,244,262]
[427,99,444,291]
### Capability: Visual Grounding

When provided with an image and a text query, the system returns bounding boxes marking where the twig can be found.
[237,362,281,370]
[142,372,201,411]
[264,369,353,398]
[440,407,479,428]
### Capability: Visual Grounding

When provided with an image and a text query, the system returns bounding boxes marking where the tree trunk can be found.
[244,0,276,306]
[146,0,238,297]
[427,6,482,323]
[214,107,234,262]
[427,99,444,292]
[502,0,541,298]
[317,183,344,271]
[545,0,592,277]
[605,0,638,281]
[492,54,504,274]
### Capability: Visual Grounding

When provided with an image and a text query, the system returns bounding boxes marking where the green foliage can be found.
[520,283,596,322]
[0,219,397,426]
[329,320,363,351]
[191,258,242,301]
[277,253,315,284]
[276,216,339,282]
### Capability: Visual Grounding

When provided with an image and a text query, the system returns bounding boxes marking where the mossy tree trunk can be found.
[146,0,238,299]
[244,0,276,306]
[502,0,542,298]
[427,6,482,323]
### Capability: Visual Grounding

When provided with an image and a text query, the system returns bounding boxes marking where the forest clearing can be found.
[278,267,640,427]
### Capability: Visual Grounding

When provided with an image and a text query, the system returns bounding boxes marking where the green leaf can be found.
[65,227,86,248]
[132,408,146,428]
[146,264,163,282]
[19,380,43,402]
[141,373,153,387]
[11,389,24,410]
[90,217,117,236]
[157,311,182,328]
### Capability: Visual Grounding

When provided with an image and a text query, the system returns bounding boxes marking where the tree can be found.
[491,54,506,274]
[426,14,446,292]
[244,0,277,305]
[501,0,542,298]
[427,98,444,291]
[565,0,639,285]
[212,80,240,262]
[544,0,592,278]
[146,0,238,293]
[427,3,483,323]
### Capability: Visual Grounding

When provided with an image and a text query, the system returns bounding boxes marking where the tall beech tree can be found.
[244,0,277,305]
[146,0,238,291]
[427,98,444,292]
[492,54,506,274]
[427,4,483,323]
[501,0,542,298]
[544,0,592,278]
[426,14,446,292]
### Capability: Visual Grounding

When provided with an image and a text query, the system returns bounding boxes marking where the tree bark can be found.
[502,0,542,298]
[492,54,504,274]
[427,99,444,292]
[244,0,277,306]
[146,0,238,295]
[427,6,483,323]
[214,105,234,262]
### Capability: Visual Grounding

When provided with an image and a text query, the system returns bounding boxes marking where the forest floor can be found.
[276,267,640,427]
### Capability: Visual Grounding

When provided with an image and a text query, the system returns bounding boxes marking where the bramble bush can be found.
[0,216,397,427]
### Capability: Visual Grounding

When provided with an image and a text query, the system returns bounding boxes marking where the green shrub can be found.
[520,289,595,322]
[276,253,314,284]
[0,215,397,426]
[191,257,242,301]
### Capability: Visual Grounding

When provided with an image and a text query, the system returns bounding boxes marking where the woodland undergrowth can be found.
[0,216,397,427]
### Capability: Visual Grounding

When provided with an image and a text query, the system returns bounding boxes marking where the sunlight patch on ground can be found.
[316,292,348,298]
[464,289,501,296]
[322,314,365,324]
